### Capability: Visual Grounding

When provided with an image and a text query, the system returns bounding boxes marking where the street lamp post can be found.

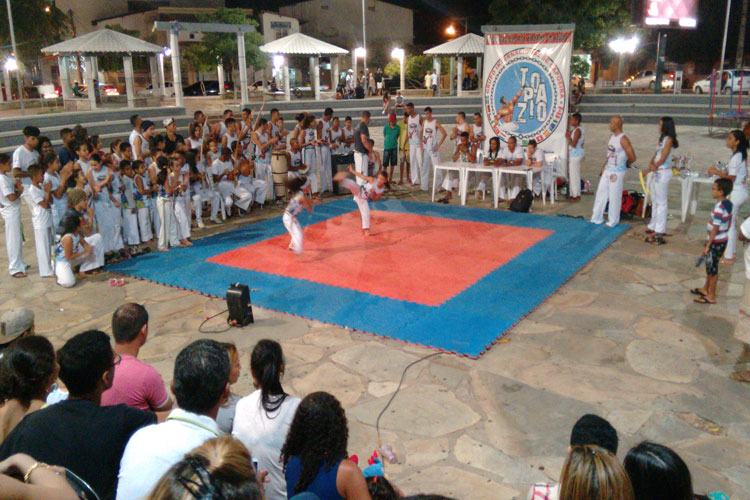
[608,36,638,83]
[5,0,24,114]
[354,47,366,88]
[391,48,405,91]
[361,0,367,75]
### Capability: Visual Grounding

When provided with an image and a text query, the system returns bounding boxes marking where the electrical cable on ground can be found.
[198,308,232,334]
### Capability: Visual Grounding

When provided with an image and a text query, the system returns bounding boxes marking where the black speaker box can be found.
[226,283,254,326]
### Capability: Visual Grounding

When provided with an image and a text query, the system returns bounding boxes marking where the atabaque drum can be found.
[271,151,288,198]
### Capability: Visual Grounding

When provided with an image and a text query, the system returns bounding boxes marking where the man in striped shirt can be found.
[694,177,734,305]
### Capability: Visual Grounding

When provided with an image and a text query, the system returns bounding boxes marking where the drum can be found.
[271,152,288,198]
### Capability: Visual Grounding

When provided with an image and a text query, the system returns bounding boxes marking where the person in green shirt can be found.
[382,114,400,184]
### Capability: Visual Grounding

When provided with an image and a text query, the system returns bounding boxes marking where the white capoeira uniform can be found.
[129,130,148,161]
[646,137,674,235]
[330,127,343,167]
[212,159,237,211]
[568,125,585,198]
[477,149,500,194]
[135,174,154,241]
[500,145,525,200]
[341,126,354,157]
[301,128,319,193]
[156,180,180,250]
[340,178,386,230]
[317,118,333,192]
[90,167,117,253]
[0,173,26,275]
[12,145,39,214]
[471,123,485,163]
[592,132,629,227]
[289,150,305,178]
[253,130,273,186]
[235,174,270,211]
[121,175,141,245]
[147,165,161,237]
[45,171,68,229]
[191,163,220,225]
[725,151,748,259]
[29,184,53,277]
[109,172,125,252]
[283,192,305,254]
[223,131,238,153]
[442,122,469,191]
[421,119,440,191]
[54,232,101,288]
[443,148,470,191]
[173,167,191,240]
[187,137,203,152]
[407,114,422,185]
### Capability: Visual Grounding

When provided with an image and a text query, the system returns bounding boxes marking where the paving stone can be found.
[454,434,549,484]
[291,362,365,408]
[400,465,520,500]
[402,437,451,467]
[331,343,426,383]
[626,339,700,383]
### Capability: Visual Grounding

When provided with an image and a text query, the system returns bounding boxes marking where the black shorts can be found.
[383,148,398,167]
[705,241,727,276]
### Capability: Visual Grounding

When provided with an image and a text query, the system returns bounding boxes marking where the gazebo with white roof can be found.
[424,33,484,97]
[42,28,164,110]
[259,33,349,101]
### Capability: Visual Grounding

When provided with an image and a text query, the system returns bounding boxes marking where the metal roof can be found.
[41,29,164,55]
[424,33,485,56]
[259,32,348,56]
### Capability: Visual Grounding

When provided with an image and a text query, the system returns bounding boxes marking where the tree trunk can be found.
[737,0,749,68]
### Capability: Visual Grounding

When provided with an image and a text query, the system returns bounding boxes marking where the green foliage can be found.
[570,55,591,78]
[0,0,71,62]
[193,8,266,73]
[405,55,434,80]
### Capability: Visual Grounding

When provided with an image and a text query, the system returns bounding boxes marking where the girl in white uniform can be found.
[567,112,585,200]
[334,166,387,236]
[120,161,141,248]
[133,160,155,242]
[42,153,72,228]
[644,117,677,244]
[174,156,192,242]
[283,176,313,255]
[591,116,636,227]
[708,129,749,263]
[212,149,238,213]
[86,154,118,254]
[0,154,27,277]
[155,160,184,251]
[54,214,99,288]
[477,137,502,196]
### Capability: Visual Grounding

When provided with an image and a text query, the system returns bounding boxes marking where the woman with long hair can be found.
[708,129,748,263]
[146,437,263,500]
[216,343,242,434]
[233,340,300,500]
[644,117,678,245]
[624,442,694,500]
[281,392,370,500]
[0,336,58,441]
[559,445,634,500]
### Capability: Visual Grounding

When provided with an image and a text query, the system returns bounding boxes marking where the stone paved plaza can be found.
[2,121,750,499]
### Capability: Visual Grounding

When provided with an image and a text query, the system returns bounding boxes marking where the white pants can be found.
[441,170,459,192]
[340,178,371,229]
[1,206,26,275]
[156,197,180,250]
[33,225,53,277]
[93,198,115,253]
[217,181,236,211]
[137,206,153,241]
[174,194,191,240]
[55,233,105,288]
[647,169,672,235]
[149,197,161,237]
[500,173,526,200]
[591,170,626,226]
[742,217,750,280]
[283,212,303,254]
[304,148,319,192]
[569,156,583,198]
[354,152,368,187]
[122,209,141,245]
[51,199,67,229]
[409,145,421,184]
[317,147,332,192]
[109,204,124,251]
[726,185,748,259]
[421,148,441,191]
[256,162,272,185]
[236,180,270,211]
[192,190,220,223]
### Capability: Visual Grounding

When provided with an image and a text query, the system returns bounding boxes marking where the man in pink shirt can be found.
[101,303,173,412]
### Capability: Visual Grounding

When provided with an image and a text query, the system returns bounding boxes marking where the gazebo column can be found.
[86,55,97,109]
[433,56,441,96]
[3,67,12,102]
[457,56,464,97]
[123,54,135,108]
[217,63,225,96]
[58,56,73,101]
[313,56,320,101]
[477,55,483,84]
[283,62,291,101]
[238,32,249,105]
[332,56,339,93]
[149,55,160,98]
[352,53,357,86]
[158,53,166,97]
[449,56,455,95]
[169,29,183,107]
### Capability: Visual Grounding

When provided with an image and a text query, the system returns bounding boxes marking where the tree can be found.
[0,0,70,62]
[384,54,434,80]
[571,55,591,78]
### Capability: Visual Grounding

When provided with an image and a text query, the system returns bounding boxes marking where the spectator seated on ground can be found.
[527,414,619,500]
[0,330,157,500]
[624,441,695,500]
[146,436,263,500]
[101,303,173,412]
[0,336,57,441]
[281,392,370,500]
[0,308,35,357]
[0,453,81,500]
[116,339,231,500]
[559,445,634,500]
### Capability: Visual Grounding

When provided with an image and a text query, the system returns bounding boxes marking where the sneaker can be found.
[197,220,205,229]
[211,218,223,224]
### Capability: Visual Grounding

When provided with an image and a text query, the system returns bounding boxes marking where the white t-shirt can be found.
[29,184,52,229]
[212,159,234,180]
[408,114,422,146]
[12,146,39,185]
[527,149,545,168]
[0,173,20,214]
[431,73,438,86]
[503,146,524,164]
[727,151,747,187]
[232,392,300,500]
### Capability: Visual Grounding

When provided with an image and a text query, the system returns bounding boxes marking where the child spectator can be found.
[156,158,181,251]
[133,160,155,242]
[41,153,73,228]
[120,161,142,253]
[558,446,634,500]
[367,476,400,500]
[212,146,238,215]
[624,442,694,500]
[53,214,97,288]
[215,342,241,434]
[0,153,27,278]
[75,141,91,176]
[27,165,54,278]
[86,153,119,255]
[693,177,734,304]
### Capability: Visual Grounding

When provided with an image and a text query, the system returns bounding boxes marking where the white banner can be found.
[482,25,574,165]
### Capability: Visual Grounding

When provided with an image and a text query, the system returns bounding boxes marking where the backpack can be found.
[509,189,533,213]
[620,190,642,215]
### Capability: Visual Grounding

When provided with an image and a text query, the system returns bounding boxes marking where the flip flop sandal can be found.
[690,288,706,296]
[694,296,715,304]
[648,236,666,245]
[108,278,126,287]
[11,272,27,278]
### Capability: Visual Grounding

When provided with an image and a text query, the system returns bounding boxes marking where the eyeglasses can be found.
[111,353,122,368]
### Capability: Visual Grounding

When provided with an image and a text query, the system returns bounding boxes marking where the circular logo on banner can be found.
[485,47,567,144]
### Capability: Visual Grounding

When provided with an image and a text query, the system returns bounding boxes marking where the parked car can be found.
[136,82,175,97]
[626,69,674,90]
[183,80,234,96]
[692,69,750,94]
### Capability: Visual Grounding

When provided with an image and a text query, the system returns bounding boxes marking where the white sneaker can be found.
[211,218,222,224]
[197,221,205,229]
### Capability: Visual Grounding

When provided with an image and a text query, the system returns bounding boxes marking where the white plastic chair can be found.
[542,152,563,204]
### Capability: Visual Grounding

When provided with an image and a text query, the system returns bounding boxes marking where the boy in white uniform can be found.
[28,166,54,277]
[526,140,546,197]
[316,108,334,192]
[235,158,270,212]
[12,126,40,212]
[420,107,447,192]
[500,136,525,200]
[406,103,422,185]
[212,148,238,213]
[0,154,27,278]
[591,115,637,227]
